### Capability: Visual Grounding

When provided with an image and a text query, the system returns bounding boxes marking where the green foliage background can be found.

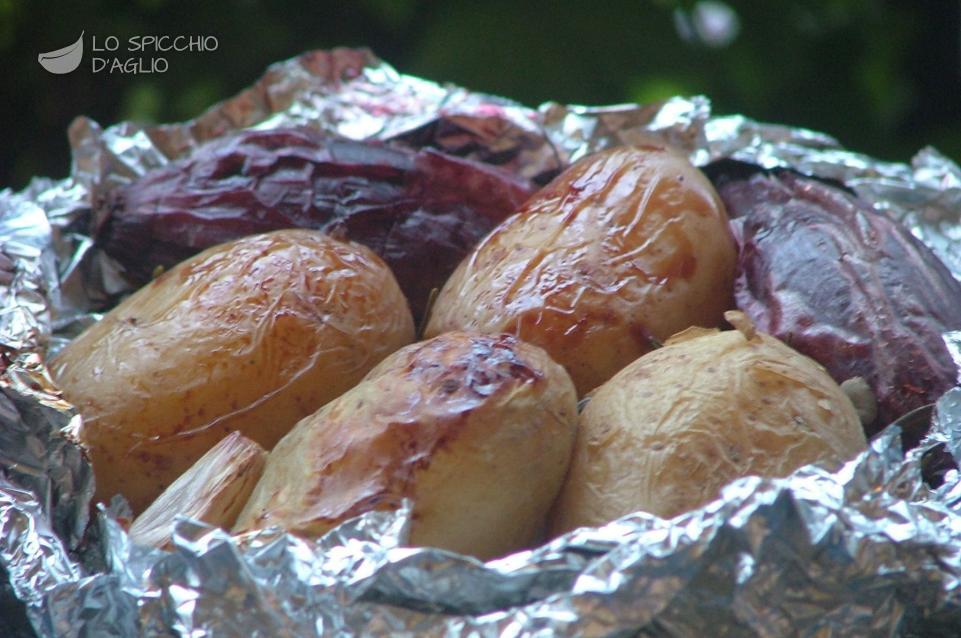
[2,0,959,189]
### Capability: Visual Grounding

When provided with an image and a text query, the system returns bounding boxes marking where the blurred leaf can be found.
[173,79,227,121]
[360,0,416,29]
[0,0,24,50]
[119,81,163,124]
[630,76,698,105]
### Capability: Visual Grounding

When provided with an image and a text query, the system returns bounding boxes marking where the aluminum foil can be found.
[3,47,961,637]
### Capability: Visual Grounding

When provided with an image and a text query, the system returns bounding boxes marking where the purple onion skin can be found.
[95,127,536,321]
[712,166,961,439]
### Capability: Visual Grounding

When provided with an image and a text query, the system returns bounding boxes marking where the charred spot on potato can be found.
[440,379,460,394]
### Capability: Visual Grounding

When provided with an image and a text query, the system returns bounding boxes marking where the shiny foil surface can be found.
[2,48,961,636]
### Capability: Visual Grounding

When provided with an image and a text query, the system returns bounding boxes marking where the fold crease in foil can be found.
[2,47,961,636]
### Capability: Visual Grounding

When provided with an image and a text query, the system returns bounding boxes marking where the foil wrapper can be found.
[3,47,961,636]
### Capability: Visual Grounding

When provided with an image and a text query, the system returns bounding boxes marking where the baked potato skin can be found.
[425,145,737,396]
[550,315,867,533]
[51,229,415,514]
[234,331,578,560]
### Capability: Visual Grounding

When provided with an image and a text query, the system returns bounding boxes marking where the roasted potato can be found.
[425,145,737,396]
[550,311,867,533]
[52,229,415,513]
[234,331,578,560]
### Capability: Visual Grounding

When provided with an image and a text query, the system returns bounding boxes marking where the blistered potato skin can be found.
[550,319,867,533]
[425,145,737,396]
[234,332,578,560]
[51,229,415,514]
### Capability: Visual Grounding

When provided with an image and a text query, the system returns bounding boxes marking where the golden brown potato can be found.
[425,145,737,396]
[52,229,415,513]
[550,311,867,533]
[234,331,578,560]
